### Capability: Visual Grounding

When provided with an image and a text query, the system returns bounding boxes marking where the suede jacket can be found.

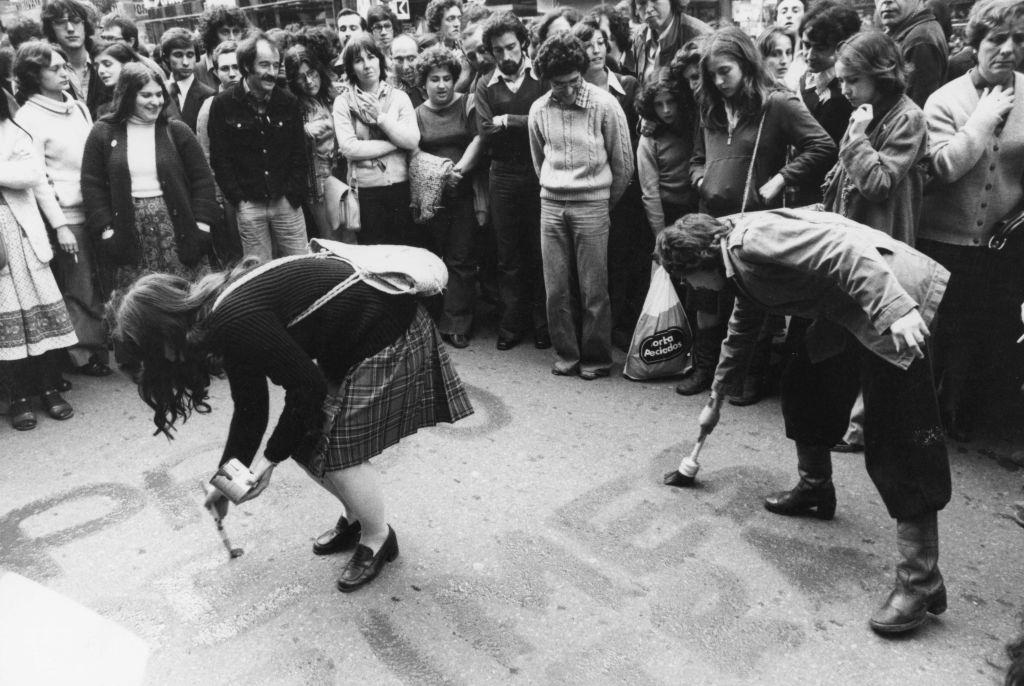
[822,94,928,246]
[711,208,949,395]
[81,118,220,267]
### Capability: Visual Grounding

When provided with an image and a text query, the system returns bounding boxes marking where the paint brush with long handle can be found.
[663,429,707,487]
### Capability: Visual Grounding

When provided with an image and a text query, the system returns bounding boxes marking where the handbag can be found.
[988,207,1024,250]
[408,149,454,224]
[324,175,360,232]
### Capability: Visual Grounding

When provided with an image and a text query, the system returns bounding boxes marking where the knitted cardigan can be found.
[81,118,220,267]
[919,72,1024,247]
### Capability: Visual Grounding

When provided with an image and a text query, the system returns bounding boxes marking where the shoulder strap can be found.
[740,108,768,217]
[287,268,364,327]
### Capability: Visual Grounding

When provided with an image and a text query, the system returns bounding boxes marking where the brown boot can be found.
[869,511,946,635]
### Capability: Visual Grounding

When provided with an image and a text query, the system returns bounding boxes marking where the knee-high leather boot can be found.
[764,444,836,520]
[869,510,946,635]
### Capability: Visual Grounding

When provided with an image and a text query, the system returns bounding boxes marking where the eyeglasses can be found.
[299,71,320,82]
[371,22,393,34]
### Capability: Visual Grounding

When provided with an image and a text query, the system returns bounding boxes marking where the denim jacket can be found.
[208,83,308,207]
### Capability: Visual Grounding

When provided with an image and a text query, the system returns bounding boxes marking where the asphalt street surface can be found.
[2,331,1023,685]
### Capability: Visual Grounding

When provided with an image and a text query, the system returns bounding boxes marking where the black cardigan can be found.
[81,118,220,267]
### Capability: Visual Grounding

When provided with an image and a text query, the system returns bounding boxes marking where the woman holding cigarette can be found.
[0,85,78,429]
[110,253,473,592]
[13,41,111,378]
[658,208,951,635]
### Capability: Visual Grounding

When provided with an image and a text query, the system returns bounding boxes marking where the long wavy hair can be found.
[697,27,780,132]
[109,258,260,438]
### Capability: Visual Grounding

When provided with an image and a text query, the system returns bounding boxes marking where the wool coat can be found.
[711,208,949,396]
[821,94,928,246]
[81,118,220,268]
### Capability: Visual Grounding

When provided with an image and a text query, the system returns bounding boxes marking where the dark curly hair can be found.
[637,76,696,134]
[285,49,335,108]
[537,7,581,44]
[533,32,588,80]
[425,0,463,34]
[13,41,68,104]
[197,7,250,55]
[7,16,43,50]
[656,214,731,276]
[414,45,461,89]
[799,0,862,49]
[629,0,691,25]
[296,25,340,68]
[586,5,632,56]
[835,31,907,97]
[482,11,530,54]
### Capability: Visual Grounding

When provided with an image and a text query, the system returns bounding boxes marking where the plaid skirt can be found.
[304,305,473,475]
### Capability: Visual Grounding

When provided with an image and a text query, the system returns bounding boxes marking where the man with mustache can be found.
[208,31,308,262]
[474,12,550,352]
[876,0,948,106]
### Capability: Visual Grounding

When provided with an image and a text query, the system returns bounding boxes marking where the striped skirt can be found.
[304,305,474,475]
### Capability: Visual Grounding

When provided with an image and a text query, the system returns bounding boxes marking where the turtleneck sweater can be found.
[126,117,162,198]
[14,93,93,224]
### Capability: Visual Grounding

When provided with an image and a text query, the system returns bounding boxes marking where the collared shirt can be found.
[488,57,534,94]
[641,15,678,85]
[174,73,195,110]
[606,68,626,97]
[803,67,835,104]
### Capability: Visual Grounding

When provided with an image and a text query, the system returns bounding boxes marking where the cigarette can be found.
[73,253,78,264]
[1017,333,1024,344]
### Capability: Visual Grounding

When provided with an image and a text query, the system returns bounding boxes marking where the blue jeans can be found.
[540,198,612,375]
[490,162,546,339]
[236,196,308,262]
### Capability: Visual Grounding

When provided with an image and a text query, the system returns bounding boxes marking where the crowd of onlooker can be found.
[0,0,1022,442]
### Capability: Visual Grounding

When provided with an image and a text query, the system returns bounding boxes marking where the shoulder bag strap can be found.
[740,108,768,218]
[287,266,364,327]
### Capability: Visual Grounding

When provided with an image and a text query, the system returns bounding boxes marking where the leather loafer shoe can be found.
[496,334,521,351]
[579,368,609,380]
[534,331,552,349]
[41,388,73,421]
[312,516,362,556]
[443,333,470,349]
[337,526,399,592]
[71,358,113,377]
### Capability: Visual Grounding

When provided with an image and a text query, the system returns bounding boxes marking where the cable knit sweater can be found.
[14,94,92,224]
[528,82,633,205]
[201,255,418,466]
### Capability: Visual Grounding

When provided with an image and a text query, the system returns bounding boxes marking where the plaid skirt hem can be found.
[303,305,473,475]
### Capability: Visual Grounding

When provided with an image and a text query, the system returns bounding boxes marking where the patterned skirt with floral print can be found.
[112,196,209,293]
[0,200,77,361]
